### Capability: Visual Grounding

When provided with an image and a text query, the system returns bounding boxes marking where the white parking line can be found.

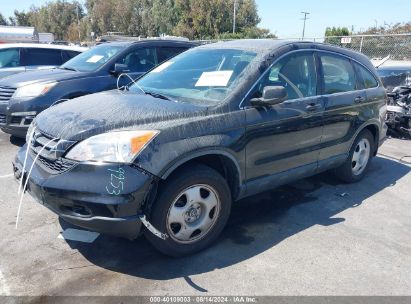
[0,174,13,179]
[0,270,10,296]
[58,228,100,243]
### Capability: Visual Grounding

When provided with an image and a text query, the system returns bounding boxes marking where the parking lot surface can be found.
[0,130,410,296]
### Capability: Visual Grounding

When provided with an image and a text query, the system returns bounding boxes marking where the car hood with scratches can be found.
[34,89,208,141]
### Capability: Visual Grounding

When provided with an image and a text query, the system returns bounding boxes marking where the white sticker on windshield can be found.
[152,61,174,73]
[195,71,233,87]
[86,55,104,63]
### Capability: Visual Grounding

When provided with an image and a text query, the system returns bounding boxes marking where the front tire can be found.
[145,164,232,257]
[335,129,374,183]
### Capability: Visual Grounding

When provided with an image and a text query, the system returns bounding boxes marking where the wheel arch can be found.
[160,149,244,201]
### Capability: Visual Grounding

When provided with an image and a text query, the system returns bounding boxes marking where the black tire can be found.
[144,163,232,257]
[335,129,374,183]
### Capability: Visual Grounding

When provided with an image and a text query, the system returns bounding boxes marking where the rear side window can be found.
[321,54,356,94]
[61,50,81,63]
[356,64,378,89]
[157,47,187,63]
[0,48,20,68]
[22,48,62,66]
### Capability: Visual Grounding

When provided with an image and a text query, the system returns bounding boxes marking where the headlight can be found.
[13,82,57,98]
[65,130,159,163]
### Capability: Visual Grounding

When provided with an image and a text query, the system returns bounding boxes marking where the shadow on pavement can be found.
[61,156,410,287]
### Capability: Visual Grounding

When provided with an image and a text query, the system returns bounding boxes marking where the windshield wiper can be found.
[59,66,78,72]
[144,90,175,102]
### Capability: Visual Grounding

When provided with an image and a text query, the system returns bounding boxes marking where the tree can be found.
[0,13,7,25]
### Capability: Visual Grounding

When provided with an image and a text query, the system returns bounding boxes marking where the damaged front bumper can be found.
[13,144,157,240]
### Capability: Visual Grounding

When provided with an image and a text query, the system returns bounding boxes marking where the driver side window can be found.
[251,52,317,101]
[116,47,157,73]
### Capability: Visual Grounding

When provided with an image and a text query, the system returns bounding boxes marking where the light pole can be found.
[233,0,237,34]
[301,11,310,40]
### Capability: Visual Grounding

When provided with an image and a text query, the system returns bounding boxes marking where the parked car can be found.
[0,39,195,137]
[0,43,86,79]
[14,40,387,256]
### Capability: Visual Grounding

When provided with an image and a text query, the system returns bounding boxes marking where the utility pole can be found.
[233,0,237,34]
[301,11,310,40]
[76,4,81,42]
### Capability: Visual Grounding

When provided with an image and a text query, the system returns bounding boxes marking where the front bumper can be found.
[13,144,156,239]
[0,100,36,138]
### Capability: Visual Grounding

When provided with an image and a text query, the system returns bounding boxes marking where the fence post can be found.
[359,36,364,53]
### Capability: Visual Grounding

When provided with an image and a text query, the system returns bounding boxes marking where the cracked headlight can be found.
[13,82,57,99]
[65,130,159,163]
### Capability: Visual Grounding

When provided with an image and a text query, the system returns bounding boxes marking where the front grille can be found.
[28,129,77,174]
[36,154,77,174]
[0,114,5,124]
[0,86,16,103]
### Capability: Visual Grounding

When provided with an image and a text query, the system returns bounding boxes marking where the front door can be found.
[243,51,324,195]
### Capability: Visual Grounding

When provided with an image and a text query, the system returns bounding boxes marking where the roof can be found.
[0,26,36,35]
[198,39,296,52]
[97,39,196,47]
[0,43,87,52]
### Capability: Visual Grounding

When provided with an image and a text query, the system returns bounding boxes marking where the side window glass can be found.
[357,64,378,89]
[321,54,356,94]
[23,48,62,66]
[251,52,317,101]
[157,47,187,63]
[0,48,20,68]
[117,47,157,73]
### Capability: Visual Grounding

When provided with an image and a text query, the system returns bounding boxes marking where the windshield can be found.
[130,48,257,105]
[60,44,124,72]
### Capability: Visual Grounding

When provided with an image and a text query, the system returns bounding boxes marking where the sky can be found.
[1,0,411,38]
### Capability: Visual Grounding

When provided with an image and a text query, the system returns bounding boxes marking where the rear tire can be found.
[335,129,374,183]
[144,163,231,257]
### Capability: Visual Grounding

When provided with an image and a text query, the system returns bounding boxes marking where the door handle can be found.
[306,103,322,111]
[354,96,365,103]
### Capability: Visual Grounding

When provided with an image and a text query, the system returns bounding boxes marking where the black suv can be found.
[14,40,387,256]
[0,40,195,137]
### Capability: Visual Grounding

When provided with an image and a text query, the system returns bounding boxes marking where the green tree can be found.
[0,13,7,25]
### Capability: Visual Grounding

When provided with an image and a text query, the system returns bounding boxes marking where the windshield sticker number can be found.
[195,70,233,87]
[86,55,104,63]
[152,61,174,73]
[106,167,125,196]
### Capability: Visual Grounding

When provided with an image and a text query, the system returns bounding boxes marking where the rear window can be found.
[157,47,188,63]
[321,54,356,94]
[22,48,62,66]
[0,48,20,68]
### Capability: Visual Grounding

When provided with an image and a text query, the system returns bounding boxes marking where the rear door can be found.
[244,51,324,194]
[318,52,367,167]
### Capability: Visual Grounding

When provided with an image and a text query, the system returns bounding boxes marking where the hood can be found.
[35,90,207,141]
[0,68,86,88]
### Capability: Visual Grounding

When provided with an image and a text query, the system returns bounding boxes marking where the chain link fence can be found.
[321,34,411,61]
[197,34,411,62]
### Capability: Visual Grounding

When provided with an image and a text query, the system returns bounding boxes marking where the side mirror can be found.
[250,86,288,107]
[111,63,130,75]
